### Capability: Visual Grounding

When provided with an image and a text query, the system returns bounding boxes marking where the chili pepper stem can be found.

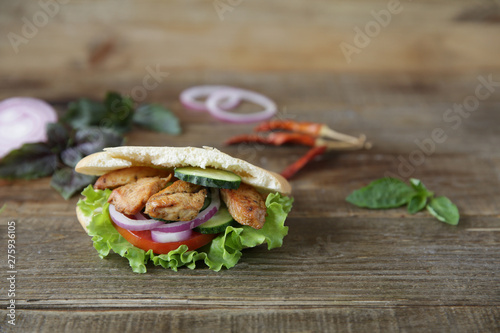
[319,126,363,144]
[315,137,371,151]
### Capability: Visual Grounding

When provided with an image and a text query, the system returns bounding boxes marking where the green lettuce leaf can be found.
[77,185,293,273]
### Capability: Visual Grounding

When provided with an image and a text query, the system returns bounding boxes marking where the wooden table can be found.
[1,1,499,332]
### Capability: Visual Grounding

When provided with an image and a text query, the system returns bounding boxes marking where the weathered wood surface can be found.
[1,0,500,332]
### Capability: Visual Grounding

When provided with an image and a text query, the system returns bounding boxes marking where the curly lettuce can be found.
[77,185,293,273]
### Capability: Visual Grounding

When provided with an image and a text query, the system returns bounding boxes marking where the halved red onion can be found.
[109,204,165,231]
[151,228,193,243]
[205,88,277,123]
[151,188,220,233]
[180,85,241,112]
[0,97,58,158]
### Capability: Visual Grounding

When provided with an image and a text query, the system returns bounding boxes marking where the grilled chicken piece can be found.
[108,176,171,215]
[94,166,172,190]
[220,183,266,229]
[145,180,207,221]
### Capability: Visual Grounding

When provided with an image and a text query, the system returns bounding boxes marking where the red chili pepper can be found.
[254,120,323,137]
[225,132,317,147]
[280,145,327,180]
[255,120,365,145]
[225,134,270,145]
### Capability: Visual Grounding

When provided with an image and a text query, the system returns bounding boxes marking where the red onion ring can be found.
[109,204,165,231]
[151,188,220,233]
[206,88,277,123]
[180,85,241,112]
[151,228,193,243]
[0,97,58,158]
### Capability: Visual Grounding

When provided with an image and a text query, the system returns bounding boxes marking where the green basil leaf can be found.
[61,147,84,168]
[0,143,58,180]
[74,127,124,155]
[133,104,181,135]
[46,122,70,153]
[64,98,107,129]
[427,196,460,225]
[102,92,135,134]
[51,167,97,200]
[407,194,427,214]
[410,178,433,197]
[63,92,135,134]
[346,177,416,209]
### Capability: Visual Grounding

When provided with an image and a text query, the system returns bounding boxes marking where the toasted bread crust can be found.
[76,146,291,195]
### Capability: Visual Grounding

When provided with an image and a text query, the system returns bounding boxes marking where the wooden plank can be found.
[0,1,499,75]
[3,307,499,333]
[1,215,498,307]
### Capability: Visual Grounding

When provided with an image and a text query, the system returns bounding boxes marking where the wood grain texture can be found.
[1,0,500,332]
[1,0,499,75]
[5,307,499,333]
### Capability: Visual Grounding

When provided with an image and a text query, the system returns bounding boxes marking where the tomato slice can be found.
[112,222,216,254]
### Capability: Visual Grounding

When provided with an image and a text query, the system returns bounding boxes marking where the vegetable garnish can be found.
[206,88,277,123]
[174,167,242,189]
[0,92,181,199]
[108,204,165,231]
[280,146,327,180]
[151,228,194,243]
[0,122,123,198]
[113,223,216,256]
[180,85,277,123]
[255,120,365,145]
[78,185,293,273]
[0,97,58,158]
[180,85,241,112]
[346,177,460,225]
[63,92,181,135]
[225,120,370,179]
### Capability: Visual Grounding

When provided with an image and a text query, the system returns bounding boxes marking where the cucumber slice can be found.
[194,207,235,234]
[174,167,241,189]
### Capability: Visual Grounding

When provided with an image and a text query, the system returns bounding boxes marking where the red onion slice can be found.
[206,88,277,123]
[109,204,165,231]
[180,85,241,112]
[151,188,220,233]
[151,228,193,243]
[0,97,58,158]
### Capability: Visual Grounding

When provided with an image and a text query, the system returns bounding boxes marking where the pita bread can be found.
[76,206,91,232]
[75,146,291,195]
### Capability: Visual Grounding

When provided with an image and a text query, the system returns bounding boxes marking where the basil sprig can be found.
[346,177,460,225]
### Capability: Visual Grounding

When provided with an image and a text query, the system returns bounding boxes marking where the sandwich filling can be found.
[77,166,293,273]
